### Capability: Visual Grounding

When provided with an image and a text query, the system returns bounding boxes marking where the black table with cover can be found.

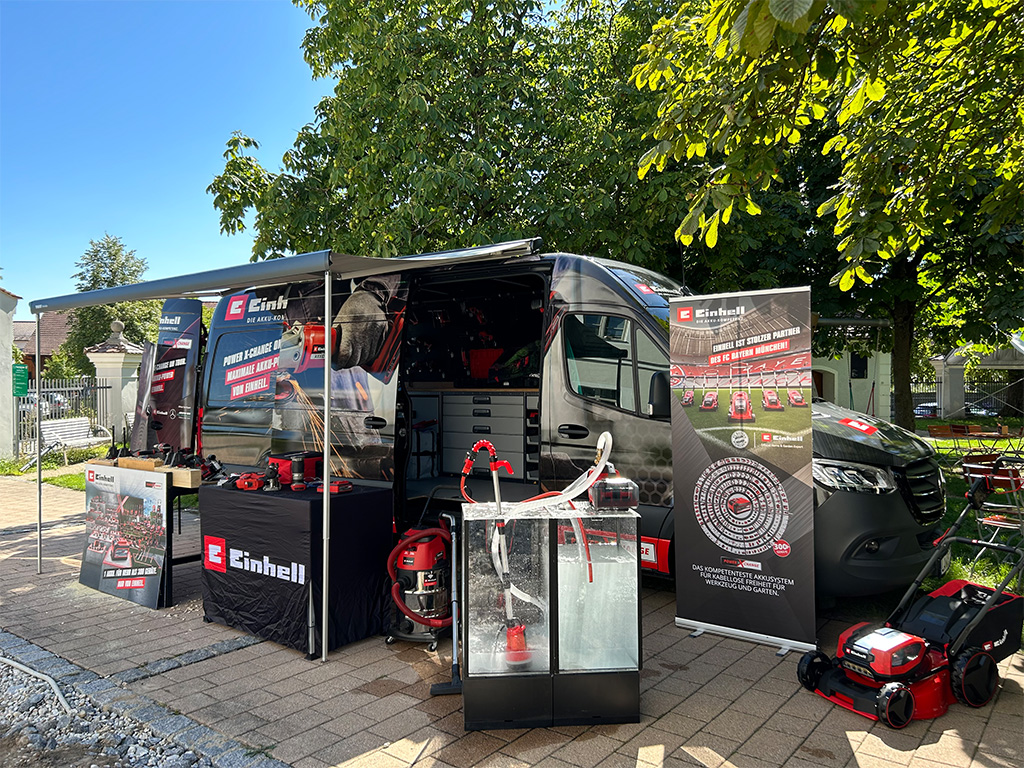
[199,483,393,655]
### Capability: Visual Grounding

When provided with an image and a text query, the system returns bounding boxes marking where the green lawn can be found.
[923,451,1022,602]
[41,474,86,491]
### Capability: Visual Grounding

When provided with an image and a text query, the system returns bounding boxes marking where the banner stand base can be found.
[676,617,815,655]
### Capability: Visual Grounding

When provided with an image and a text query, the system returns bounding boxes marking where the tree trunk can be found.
[891,298,917,431]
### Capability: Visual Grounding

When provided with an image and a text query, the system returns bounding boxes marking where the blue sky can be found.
[1,0,332,319]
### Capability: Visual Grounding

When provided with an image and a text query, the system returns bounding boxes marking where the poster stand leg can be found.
[307,587,316,660]
[163,494,173,608]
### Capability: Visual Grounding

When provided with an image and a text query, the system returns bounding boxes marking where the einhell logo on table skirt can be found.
[199,490,313,652]
[203,536,307,583]
[669,288,815,651]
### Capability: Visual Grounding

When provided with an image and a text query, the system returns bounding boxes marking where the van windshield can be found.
[600,265,686,338]
[605,266,685,327]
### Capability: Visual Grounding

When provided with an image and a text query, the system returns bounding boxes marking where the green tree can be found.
[61,235,161,374]
[208,0,685,269]
[41,346,80,379]
[633,0,1024,427]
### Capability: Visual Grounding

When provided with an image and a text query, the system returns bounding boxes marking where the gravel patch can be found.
[0,637,286,768]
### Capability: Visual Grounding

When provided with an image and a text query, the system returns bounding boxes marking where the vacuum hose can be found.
[386,527,453,628]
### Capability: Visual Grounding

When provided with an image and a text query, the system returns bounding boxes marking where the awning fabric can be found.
[29,239,542,314]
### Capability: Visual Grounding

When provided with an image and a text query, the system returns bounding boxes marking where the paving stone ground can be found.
[1,473,1021,768]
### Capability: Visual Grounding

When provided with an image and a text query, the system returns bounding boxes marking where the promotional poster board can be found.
[670,288,815,650]
[150,298,204,450]
[79,466,168,609]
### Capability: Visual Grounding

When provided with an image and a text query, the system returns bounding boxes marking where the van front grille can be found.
[893,457,945,525]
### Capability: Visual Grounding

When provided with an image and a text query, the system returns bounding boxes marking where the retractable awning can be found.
[29,238,542,314]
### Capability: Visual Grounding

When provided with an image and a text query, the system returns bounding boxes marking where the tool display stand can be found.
[461,502,640,730]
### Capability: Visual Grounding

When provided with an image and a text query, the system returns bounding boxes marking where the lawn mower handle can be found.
[888,536,1024,631]
[933,473,996,547]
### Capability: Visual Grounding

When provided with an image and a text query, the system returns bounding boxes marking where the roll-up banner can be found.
[130,341,157,454]
[670,288,815,651]
[80,466,168,609]
[150,298,204,450]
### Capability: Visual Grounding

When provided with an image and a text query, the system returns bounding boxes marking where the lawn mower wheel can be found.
[951,646,999,708]
[877,682,915,729]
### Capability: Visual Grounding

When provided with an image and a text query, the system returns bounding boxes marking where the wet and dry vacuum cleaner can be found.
[385,523,452,651]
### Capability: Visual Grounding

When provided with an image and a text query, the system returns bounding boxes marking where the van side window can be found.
[206,330,281,404]
[637,327,669,416]
[564,314,635,411]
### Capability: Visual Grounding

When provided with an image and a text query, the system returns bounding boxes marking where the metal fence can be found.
[15,377,111,455]
[897,374,1023,418]
[965,373,1023,417]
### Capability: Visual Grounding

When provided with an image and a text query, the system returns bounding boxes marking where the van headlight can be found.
[812,460,896,494]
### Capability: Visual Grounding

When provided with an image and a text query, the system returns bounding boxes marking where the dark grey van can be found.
[200,241,945,597]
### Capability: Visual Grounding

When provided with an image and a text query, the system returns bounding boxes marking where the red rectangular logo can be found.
[761,433,773,443]
[204,536,227,572]
[87,469,95,482]
[224,293,249,322]
[677,307,694,322]
[839,417,878,435]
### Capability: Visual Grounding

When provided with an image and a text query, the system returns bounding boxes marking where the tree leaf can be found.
[730,2,751,52]
[768,0,813,26]
[816,195,841,216]
[865,78,886,102]
[838,80,867,125]
[706,213,720,248]
[815,47,838,81]
[855,266,874,284]
[747,1,778,57]
[822,135,847,155]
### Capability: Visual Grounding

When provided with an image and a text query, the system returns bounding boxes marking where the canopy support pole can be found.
[321,271,332,662]
[35,312,43,574]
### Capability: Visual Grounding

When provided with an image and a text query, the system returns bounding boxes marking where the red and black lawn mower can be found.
[798,534,1023,728]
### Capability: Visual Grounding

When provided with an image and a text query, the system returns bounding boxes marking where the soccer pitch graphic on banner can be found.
[670,288,815,650]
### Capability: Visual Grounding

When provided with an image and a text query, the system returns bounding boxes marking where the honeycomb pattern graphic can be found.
[602,418,674,508]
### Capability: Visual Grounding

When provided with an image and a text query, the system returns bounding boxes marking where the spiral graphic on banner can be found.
[693,456,789,555]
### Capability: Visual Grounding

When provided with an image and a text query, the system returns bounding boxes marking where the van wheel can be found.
[951,646,998,708]
[877,683,915,728]
[797,651,830,691]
